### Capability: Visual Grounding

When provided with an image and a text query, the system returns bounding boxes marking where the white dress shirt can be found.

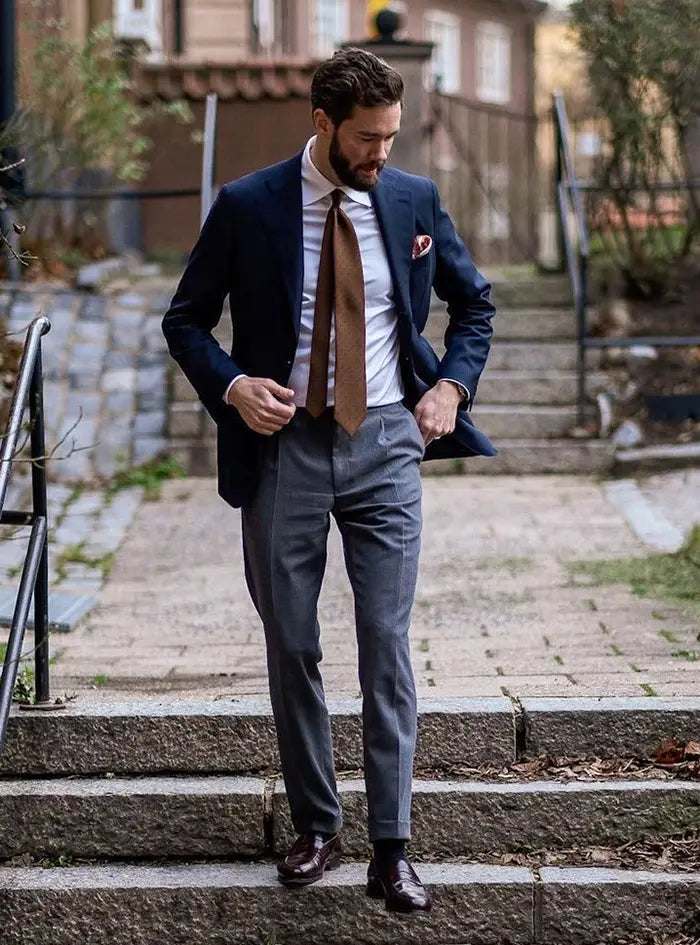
[225,135,404,408]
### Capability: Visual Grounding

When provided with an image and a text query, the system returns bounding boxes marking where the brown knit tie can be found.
[306,188,366,435]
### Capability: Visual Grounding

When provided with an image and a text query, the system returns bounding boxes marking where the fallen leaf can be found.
[653,738,686,765]
[685,741,700,759]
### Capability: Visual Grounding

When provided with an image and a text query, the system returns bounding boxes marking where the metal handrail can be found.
[552,91,590,426]
[0,313,55,755]
[553,93,700,426]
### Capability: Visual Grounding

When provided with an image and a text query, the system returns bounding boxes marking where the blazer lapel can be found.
[371,178,414,321]
[261,153,304,339]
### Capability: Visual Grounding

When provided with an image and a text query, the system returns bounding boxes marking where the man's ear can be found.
[312,108,334,137]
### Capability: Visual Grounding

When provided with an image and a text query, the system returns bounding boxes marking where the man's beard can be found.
[328,130,385,191]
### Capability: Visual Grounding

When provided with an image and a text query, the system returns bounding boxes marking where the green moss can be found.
[107,456,186,501]
[569,526,700,617]
[671,650,698,662]
[0,643,35,704]
[53,542,115,583]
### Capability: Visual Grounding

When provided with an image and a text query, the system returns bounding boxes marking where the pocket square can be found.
[412,234,432,260]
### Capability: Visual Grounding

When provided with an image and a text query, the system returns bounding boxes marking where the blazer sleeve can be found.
[430,181,495,404]
[161,185,244,413]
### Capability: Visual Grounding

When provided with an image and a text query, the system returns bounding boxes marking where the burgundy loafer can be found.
[366,855,432,912]
[277,833,342,886]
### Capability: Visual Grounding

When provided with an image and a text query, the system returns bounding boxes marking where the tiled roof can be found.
[132,60,317,102]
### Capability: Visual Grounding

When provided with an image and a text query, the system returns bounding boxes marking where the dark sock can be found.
[373,838,406,869]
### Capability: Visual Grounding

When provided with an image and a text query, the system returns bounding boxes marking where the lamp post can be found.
[0,0,15,127]
[0,0,20,279]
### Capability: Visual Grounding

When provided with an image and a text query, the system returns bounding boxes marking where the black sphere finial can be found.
[375,8,401,42]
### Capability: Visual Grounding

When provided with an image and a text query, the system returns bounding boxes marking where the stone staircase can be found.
[2,696,700,943]
[425,273,614,475]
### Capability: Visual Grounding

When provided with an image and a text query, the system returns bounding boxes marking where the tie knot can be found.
[331,189,343,209]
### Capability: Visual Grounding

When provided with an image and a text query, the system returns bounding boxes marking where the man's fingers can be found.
[263,379,295,401]
[261,400,296,422]
[260,387,296,418]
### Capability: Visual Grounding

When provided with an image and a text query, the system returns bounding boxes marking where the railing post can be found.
[29,348,50,704]
[200,92,218,229]
[576,252,587,426]
[553,97,567,274]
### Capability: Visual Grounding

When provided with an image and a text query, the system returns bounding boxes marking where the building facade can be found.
[16,0,545,262]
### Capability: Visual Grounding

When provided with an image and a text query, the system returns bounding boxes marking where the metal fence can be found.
[428,91,539,266]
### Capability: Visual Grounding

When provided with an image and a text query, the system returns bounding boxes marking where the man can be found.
[162,47,496,914]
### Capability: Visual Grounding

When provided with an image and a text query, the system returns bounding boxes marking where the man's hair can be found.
[310,47,404,128]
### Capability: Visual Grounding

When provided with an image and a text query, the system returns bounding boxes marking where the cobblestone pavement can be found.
[0,283,173,483]
[0,282,172,594]
[48,472,700,701]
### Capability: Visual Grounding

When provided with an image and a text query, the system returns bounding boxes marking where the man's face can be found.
[327,103,401,191]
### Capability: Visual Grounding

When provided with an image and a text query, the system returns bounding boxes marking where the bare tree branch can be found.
[0,228,35,267]
[0,407,101,468]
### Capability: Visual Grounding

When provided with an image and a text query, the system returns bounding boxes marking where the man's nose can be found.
[371,142,389,163]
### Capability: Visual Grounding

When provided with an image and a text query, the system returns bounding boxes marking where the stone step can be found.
[2,774,696,861]
[488,276,574,308]
[173,434,616,478]
[1,862,698,945]
[484,342,597,372]
[476,371,605,405]
[427,306,578,341]
[425,439,615,476]
[470,405,577,439]
[4,696,699,778]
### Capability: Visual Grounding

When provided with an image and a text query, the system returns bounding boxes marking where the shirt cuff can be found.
[223,374,249,404]
[440,377,470,405]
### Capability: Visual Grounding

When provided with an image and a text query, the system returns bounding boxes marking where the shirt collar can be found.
[301,136,372,208]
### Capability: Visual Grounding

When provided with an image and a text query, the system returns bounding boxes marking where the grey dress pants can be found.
[241,402,424,841]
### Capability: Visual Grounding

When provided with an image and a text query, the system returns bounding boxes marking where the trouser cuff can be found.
[369,820,411,842]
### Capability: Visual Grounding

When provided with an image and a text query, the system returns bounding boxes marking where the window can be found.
[252,0,291,55]
[114,0,162,53]
[476,21,511,104]
[479,164,510,241]
[311,0,349,58]
[423,10,461,94]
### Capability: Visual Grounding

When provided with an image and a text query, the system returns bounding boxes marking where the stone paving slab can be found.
[272,776,700,860]
[46,473,700,701]
[0,697,514,776]
[523,697,700,757]
[2,773,698,861]
[3,861,700,945]
[537,867,700,943]
[0,862,535,945]
[0,775,265,860]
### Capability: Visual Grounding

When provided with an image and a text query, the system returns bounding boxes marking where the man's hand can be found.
[227,377,296,435]
[414,380,462,445]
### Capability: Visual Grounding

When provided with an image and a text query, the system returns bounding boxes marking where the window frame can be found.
[423,8,462,95]
[311,0,350,59]
[114,0,163,53]
[475,19,511,105]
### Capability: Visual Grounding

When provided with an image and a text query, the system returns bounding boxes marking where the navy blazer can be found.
[162,150,497,509]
